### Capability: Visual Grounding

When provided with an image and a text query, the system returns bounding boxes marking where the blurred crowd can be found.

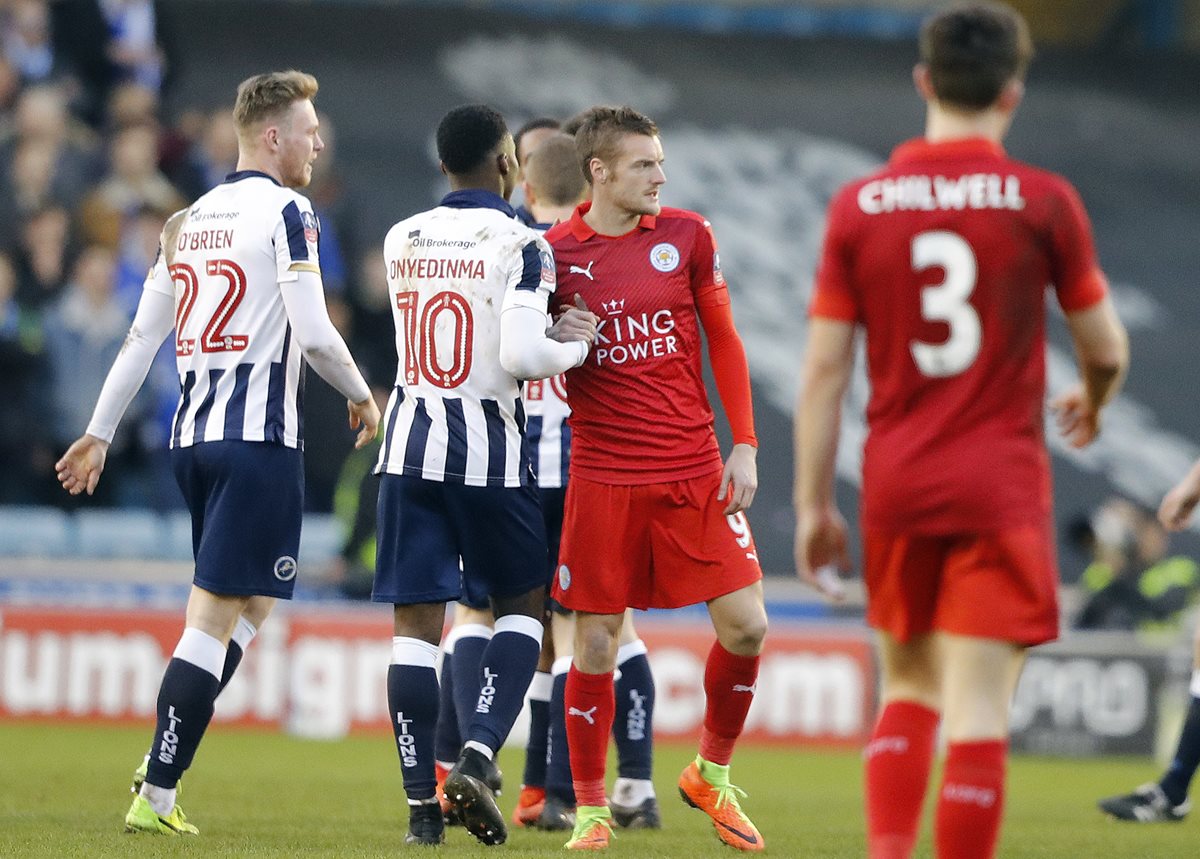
[0,0,395,515]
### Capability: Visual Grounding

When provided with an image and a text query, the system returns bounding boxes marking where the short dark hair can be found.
[920,2,1033,110]
[436,104,509,175]
[525,133,587,207]
[572,106,659,185]
[514,117,561,160]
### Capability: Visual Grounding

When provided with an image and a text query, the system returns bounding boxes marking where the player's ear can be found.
[523,181,536,206]
[912,63,934,101]
[497,151,513,177]
[439,161,449,177]
[588,157,606,185]
[997,78,1024,114]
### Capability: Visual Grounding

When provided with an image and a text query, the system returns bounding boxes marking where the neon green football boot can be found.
[124,794,199,835]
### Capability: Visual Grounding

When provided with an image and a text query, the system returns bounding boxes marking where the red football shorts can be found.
[552,471,763,613]
[863,524,1059,646]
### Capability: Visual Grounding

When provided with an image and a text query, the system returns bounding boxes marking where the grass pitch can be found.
[0,722,1195,857]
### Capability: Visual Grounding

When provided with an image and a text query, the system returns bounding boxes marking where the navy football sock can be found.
[545,660,575,803]
[144,629,225,789]
[465,616,541,753]
[522,671,552,788]
[217,640,243,694]
[451,626,492,743]
[613,643,655,780]
[389,637,441,802]
[1162,693,1200,804]
[434,647,461,764]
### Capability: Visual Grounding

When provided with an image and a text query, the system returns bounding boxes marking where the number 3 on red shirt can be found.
[909,230,980,378]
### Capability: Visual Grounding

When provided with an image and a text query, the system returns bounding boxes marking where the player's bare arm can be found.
[1052,296,1128,448]
[1160,460,1200,531]
[793,317,855,600]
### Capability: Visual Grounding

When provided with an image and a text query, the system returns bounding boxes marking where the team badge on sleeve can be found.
[301,210,319,245]
[713,251,725,285]
[540,249,556,284]
[650,242,680,273]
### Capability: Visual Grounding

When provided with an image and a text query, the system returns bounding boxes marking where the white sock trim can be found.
[616,639,648,665]
[551,656,572,676]
[231,616,258,651]
[464,739,494,760]
[528,671,553,701]
[493,613,543,642]
[173,627,226,680]
[1190,669,1200,698]
[392,636,440,667]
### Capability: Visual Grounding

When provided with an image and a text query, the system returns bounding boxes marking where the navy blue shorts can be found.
[172,440,303,599]
[373,474,547,607]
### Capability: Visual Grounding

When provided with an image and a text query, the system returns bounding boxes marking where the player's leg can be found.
[442,481,547,846]
[1099,624,1200,822]
[539,607,578,830]
[866,631,941,859]
[934,634,1025,859]
[565,610,624,848]
[129,585,249,835]
[675,580,766,852]
[449,604,495,747]
[514,621,553,826]
[610,609,659,828]
[373,474,465,846]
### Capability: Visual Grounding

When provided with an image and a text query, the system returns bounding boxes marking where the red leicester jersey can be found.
[547,203,728,484]
[810,137,1108,534]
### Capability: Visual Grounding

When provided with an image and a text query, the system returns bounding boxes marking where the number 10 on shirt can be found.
[395,289,475,389]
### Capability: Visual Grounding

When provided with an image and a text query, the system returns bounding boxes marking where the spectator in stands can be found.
[1,0,58,84]
[13,203,72,307]
[347,243,395,390]
[1,82,98,208]
[44,244,147,504]
[99,0,162,91]
[172,105,238,200]
[79,120,184,247]
[0,249,46,503]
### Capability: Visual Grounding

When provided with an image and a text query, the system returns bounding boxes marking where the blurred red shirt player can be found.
[546,105,767,852]
[794,4,1129,859]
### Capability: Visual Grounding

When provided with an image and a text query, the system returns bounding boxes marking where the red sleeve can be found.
[689,216,731,309]
[697,300,757,447]
[809,191,860,322]
[1048,179,1108,312]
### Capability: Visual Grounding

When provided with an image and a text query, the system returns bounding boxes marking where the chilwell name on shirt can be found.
[857,174,1025,215]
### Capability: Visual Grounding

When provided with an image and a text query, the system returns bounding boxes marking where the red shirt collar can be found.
[567,201,657,242]
[889,136,1007,166]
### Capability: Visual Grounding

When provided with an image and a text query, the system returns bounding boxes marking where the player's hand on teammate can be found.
[795,505,850,603]
[55,434,110,496]
[1050,384,1101,448]
[548,294,600,346]
[347,395,381,449]
[719,443,758,515]
[1159,464,1200,531]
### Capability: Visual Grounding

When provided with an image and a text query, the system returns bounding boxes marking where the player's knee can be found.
[574,622,619,672]
[718,609,768,656]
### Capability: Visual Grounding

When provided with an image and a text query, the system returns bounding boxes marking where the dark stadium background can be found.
[150,0,1200,580]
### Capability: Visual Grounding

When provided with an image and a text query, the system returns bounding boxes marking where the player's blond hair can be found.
[573,106,659,185]
[233,70,318,133]
[525,133,587,207]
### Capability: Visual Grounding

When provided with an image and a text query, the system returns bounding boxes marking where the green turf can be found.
[0,722,1194,857]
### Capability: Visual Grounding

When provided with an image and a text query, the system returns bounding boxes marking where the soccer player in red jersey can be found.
[794,5,1129,858]
[546,105,767,852]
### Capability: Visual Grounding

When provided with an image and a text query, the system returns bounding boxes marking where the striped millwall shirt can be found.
[145,170,322,449]
[375,189,558,488]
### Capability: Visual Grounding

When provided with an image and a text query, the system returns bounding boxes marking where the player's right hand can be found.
[1160,472,1200,531]
[55,435,109,496]
[1050,384,1100,448]
[795,505,851,603]
[547,294,600,346]
[347,395,381,450]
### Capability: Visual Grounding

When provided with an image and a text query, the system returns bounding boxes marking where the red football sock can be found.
[565,667,615,807]
[864,700,939,859]
[935,740,1006,859]
[698,641,760,766]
